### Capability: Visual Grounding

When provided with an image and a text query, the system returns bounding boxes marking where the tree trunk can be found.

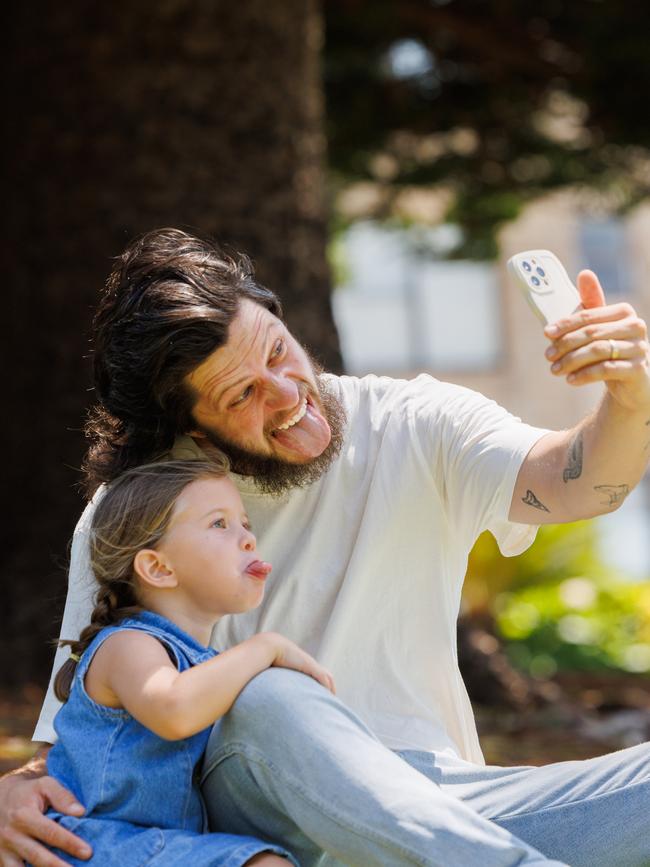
[3,0,340,688]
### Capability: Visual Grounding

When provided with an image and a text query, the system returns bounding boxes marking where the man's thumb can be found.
[577,269,606,309]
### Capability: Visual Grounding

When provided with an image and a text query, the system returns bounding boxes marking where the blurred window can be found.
[332,223,503,375]
[578,217,631,298]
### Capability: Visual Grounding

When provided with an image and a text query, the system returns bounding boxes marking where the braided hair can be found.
[54,457,229,702]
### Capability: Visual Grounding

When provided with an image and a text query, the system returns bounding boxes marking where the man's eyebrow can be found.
[211,321,278,406]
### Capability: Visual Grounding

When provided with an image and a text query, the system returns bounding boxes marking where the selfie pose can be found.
[1,229,649,867]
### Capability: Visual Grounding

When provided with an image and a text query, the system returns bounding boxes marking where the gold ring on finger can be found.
[608,339,620,361]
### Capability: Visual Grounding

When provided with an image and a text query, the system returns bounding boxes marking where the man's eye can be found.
[211,518,226,529]
[271,339,284,359]
[232,385,253,406]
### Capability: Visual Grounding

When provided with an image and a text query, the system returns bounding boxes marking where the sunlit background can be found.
[324,24,650,688]
[4,1,650,767]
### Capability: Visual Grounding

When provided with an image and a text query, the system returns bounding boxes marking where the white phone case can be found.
[507,249,582,325]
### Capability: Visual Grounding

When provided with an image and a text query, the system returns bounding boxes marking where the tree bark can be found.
[3,0,340,688]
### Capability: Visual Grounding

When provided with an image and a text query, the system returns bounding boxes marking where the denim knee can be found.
[216,668,324,743]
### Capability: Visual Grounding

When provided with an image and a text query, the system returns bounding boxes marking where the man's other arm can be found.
[0,746,91,866]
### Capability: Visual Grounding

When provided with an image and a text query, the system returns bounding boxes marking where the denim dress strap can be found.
[76,610,218,676]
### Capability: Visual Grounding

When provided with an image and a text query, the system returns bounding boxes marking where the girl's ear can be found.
[133,549,178,590]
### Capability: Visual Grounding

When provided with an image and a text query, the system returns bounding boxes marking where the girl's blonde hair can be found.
[54,456,230,701]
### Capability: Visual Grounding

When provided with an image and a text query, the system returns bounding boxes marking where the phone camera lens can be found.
[531,276,541,286]
[536,267,545,277]
[523,261,532,272]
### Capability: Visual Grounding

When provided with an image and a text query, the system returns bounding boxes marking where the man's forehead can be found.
[187,300,279,397]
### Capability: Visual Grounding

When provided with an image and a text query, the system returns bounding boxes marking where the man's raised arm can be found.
[510,270,650,524]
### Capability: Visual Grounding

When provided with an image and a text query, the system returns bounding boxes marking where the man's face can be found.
[186,300,334,467]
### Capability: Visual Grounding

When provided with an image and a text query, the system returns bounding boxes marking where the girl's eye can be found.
[211,518,226,529]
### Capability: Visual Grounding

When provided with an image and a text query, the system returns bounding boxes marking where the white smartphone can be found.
[507,249,583,326]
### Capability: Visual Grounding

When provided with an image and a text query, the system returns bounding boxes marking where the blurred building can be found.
[332,194,650,577]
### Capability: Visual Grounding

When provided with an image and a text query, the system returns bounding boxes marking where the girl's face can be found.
[154,475,269,617]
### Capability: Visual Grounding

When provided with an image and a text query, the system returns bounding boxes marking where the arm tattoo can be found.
[562,431,584,483]
[522,489,550,512]
[594,484,630,507]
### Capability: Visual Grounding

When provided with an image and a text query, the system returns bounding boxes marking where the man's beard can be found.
[197,375,347,497]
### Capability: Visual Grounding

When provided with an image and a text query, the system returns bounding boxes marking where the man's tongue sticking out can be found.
[272,401,331,461]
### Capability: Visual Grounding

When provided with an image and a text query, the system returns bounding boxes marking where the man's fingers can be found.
[0,825,81,867]
[544,303,631,340]
[11,809,91,862]
[565,359,638,386]
[576,269,606,309]
[550,338,645,376]
[38,777,84,817]
[0,837,25,867]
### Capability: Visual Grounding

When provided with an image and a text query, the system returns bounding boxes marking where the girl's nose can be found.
[241,527,256,551]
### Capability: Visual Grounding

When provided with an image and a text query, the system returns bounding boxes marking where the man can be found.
[1,228,649,866]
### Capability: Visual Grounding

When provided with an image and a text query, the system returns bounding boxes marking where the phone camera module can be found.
[531,276,541,287]
[523,261,532,272]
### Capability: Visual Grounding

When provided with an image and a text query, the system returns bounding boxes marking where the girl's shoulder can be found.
[84,627,178,707]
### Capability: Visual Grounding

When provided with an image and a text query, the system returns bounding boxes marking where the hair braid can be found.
[54,577,141,702]
[54,457,230,703]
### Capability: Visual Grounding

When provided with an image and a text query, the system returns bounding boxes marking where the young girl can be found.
[43,457,335,866]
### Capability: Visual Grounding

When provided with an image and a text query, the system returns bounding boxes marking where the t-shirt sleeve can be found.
[32,495,101,744]
[409,375,551,557]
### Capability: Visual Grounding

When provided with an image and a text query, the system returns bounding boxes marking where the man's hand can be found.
[0,770,91,867]
[544,270,650,413]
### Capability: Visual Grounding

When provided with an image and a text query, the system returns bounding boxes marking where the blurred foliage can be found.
[465,523,650,677]
[324,1,650,258]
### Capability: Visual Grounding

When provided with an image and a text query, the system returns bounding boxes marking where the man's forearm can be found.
[512,392,650,524]
[1,745,50,783]
[560,391,650,517]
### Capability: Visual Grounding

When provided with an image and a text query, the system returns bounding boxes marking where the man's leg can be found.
[201,669,567,867]
[399,744,650,867]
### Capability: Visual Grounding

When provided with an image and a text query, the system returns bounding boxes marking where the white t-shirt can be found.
[35,374,549,763]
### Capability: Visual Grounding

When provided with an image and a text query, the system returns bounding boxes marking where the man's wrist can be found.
[1,744,50,783]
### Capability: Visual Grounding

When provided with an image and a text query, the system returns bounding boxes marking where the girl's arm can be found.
[87,630,335,740]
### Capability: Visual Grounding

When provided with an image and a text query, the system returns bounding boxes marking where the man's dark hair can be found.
[84,228,282,494]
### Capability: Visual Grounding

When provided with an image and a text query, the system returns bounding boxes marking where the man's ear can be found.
[133,549,178,590]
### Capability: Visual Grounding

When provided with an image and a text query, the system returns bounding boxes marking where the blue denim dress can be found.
[42,611,295,866]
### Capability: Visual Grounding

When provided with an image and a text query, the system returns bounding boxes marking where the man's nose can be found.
[264,372,299,410]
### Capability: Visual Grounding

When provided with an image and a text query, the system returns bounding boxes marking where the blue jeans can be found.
[201,669,650,866]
